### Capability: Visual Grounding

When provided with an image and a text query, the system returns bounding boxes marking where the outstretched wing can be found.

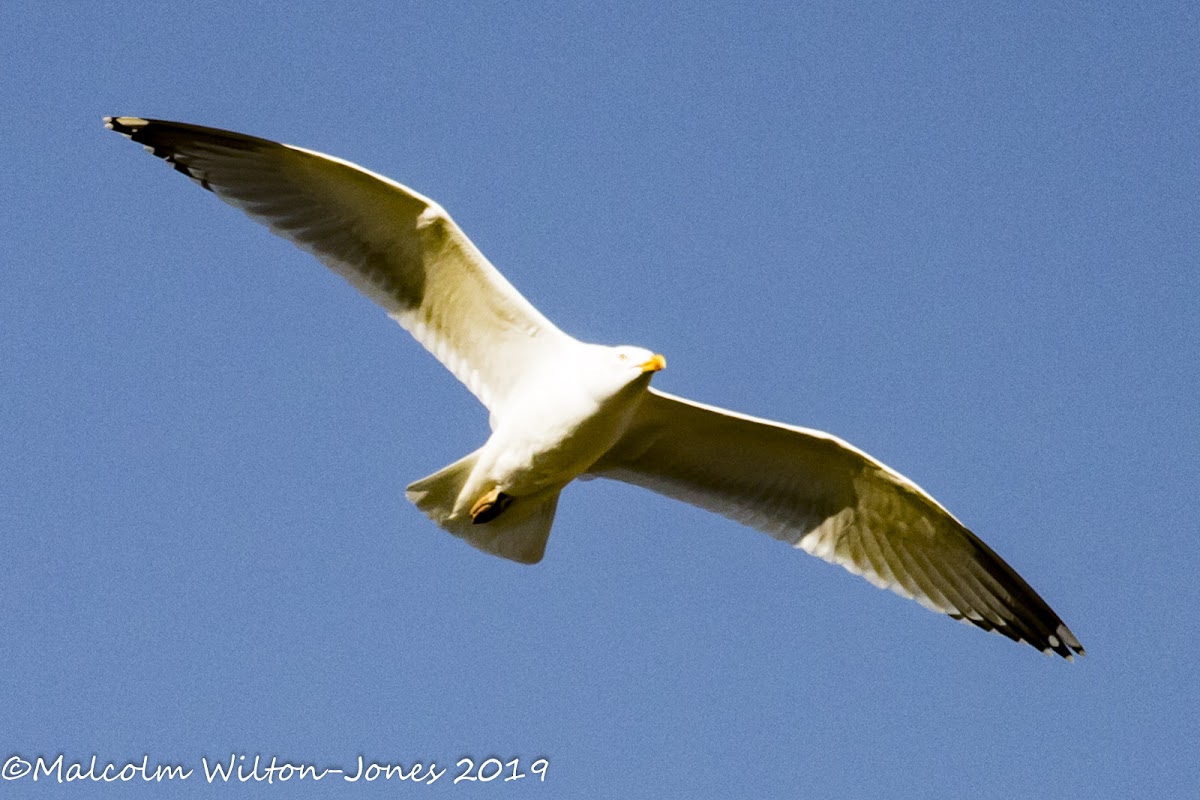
[591,388,1084,659]
[105,116,572,418]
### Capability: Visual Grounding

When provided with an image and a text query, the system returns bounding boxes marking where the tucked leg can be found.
[470,487,513,524]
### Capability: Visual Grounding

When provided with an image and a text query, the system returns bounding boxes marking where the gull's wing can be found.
[105,116,571,416]
[590,388,1084,659]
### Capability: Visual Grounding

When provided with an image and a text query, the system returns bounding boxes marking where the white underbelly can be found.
[482,387,644,496]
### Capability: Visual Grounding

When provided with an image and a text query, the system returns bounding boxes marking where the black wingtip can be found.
[103,116,219,192]
[1051,623,1086,661]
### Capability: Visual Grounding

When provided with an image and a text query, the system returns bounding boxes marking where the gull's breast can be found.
[486,379,649,496]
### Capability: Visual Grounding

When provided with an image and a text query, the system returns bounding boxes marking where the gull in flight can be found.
[105,117,1084,659]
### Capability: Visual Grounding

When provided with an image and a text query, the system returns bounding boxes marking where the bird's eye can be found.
[618,353,628,361]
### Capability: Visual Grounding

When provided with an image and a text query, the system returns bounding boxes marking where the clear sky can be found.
[2,1,1197,797]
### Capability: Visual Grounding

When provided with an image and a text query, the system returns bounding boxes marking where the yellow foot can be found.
[470,488,513,524]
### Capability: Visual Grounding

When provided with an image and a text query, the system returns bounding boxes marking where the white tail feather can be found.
[406,452,561,564]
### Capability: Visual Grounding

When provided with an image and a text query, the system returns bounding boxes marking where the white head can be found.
[574,344,667,401]
[612,345,667,374]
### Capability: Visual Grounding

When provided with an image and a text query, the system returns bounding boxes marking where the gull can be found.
[105,117,1084,659]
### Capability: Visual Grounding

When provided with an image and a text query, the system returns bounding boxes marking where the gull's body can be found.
[105,116,1084,659]
[410,343,664,562]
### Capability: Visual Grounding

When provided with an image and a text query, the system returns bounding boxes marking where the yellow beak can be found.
[640,353,667,374]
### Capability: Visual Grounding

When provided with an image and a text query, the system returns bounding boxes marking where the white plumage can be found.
[106,116,1083,659]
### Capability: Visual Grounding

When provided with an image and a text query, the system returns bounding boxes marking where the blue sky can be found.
[2,1,1197,797]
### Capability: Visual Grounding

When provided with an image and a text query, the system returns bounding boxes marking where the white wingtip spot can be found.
[104,116,150,138]
[1040,645,1074,662]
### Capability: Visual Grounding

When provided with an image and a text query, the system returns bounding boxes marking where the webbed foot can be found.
[470,488,513,524]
